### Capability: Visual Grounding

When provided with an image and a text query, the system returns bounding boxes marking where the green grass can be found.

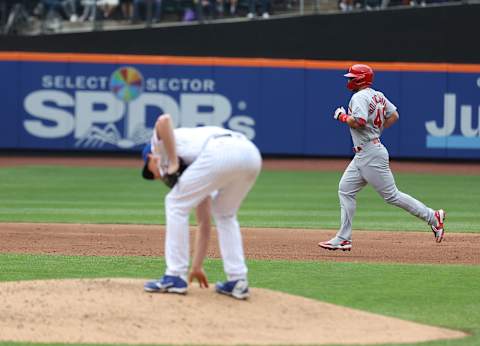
[0,164,479,346]
[0,165,479,232]
[0,254,479,346]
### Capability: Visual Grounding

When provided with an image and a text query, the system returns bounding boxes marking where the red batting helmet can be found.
[344,64,374,91]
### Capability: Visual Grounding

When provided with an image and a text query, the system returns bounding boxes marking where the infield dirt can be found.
[1,222,479,264]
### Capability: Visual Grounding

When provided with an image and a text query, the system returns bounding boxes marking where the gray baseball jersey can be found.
[348,88,397,147]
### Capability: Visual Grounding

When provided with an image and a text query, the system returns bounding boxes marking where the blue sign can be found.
[0,56,479,159]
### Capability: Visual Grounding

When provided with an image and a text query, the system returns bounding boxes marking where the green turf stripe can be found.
[1,166,479,232]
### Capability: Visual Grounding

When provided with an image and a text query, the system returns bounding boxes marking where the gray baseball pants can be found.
[336,141,437,242]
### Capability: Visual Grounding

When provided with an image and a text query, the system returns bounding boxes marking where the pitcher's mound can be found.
[0,278,465,345]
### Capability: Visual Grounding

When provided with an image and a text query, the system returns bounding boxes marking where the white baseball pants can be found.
[164,135,262,281]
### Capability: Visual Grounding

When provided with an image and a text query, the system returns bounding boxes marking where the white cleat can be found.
[431,209,446,243]
[318,238,352,251]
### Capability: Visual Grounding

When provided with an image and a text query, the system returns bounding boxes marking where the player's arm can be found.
[333,107,366,129]
[346,116,366,129]
[155,114,179,174]
[383,111,399,128]
[189,197,212,288]
[192,197,211,271]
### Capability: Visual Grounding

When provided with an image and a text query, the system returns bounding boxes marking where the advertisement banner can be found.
[0,53,479,159]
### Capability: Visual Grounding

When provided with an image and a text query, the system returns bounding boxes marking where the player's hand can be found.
[188,268,209,288]
[333,107,346,120]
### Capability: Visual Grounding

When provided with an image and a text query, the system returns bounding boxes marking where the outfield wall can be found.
[1,53,479,159]
[0,4,478,64]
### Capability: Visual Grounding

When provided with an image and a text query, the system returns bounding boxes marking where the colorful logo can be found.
[109,66,144,102]
[72,66,149,149]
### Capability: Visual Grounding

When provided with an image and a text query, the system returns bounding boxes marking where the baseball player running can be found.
[142,114,262,299]
[318,64,445,251]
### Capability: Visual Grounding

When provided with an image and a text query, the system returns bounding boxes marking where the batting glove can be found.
[333,107,348,123]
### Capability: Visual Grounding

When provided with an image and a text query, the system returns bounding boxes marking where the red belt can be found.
[353,138,380,153]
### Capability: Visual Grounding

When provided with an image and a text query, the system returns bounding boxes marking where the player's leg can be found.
[212,139,261,279]
[212,181,253,282]
[145,169,213,293]
[146,160,221,293]
[211,175,258,299]
[319,159,366,251]
[162,147,229,279]
[211,138,261,299]
[359,146,440,229]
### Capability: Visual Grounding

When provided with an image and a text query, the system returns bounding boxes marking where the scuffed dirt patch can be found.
[0,278,467,345]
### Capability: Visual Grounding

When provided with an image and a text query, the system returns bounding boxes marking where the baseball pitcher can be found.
[142,114,262,299]
[318,64,445,251]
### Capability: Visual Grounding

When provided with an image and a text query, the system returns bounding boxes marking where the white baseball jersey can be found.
[150,126,239,175]
[151,125,262,282]
[348,88,397,147]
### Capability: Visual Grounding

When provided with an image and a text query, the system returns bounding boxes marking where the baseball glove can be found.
[161,158,188,188]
